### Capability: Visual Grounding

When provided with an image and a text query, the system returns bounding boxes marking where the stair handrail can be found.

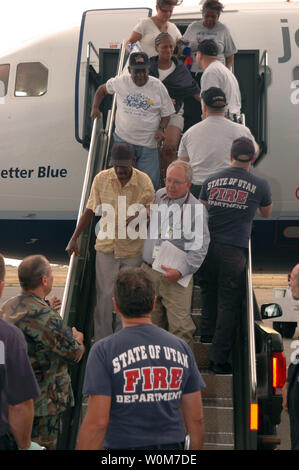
[103,40,127,168]
[61,40,127,323]
[247,239,257,402]
[61,116,102,323]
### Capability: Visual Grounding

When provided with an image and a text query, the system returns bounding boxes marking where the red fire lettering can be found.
[223,189,236,202]
[209,188,219,200]
[124,369,140,392]
[153,367,168,390]
[235,190,248,204]
[216,188,226,201]
[142,367,153,391]
[169,367,183,390]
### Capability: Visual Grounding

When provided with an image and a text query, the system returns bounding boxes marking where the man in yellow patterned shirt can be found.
[66,142,155,340]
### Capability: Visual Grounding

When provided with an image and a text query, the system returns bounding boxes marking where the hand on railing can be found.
[91,107,101,120]
[66,238,80,257]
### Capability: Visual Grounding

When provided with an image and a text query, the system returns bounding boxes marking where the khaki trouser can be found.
[142,263,195,349]
[95,251,142,341]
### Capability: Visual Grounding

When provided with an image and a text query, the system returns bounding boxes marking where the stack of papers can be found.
[152,240,192,288]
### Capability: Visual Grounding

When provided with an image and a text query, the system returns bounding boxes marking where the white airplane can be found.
[0,2,298,271]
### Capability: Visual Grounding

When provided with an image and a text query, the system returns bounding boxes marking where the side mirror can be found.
[261,303,283,319]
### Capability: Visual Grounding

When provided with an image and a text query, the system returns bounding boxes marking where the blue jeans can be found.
[113,133,160,190]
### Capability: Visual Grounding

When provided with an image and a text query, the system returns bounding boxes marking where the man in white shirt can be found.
[196,39,241,120]
[91,52,175,189]
[178,87,258,198]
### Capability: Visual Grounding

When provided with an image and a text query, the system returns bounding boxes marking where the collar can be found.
[161,189,190,206]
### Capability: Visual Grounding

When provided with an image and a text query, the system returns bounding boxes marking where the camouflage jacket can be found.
[0,294,83,416]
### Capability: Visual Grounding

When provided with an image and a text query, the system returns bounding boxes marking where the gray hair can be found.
[167,160,193,183]
[18,255,51,291]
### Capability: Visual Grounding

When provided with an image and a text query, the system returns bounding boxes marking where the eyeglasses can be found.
[165,177,186,186]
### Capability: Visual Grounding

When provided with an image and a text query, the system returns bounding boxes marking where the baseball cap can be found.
[231,137,255,162]
[129,52,150,69]
[201,87,227,108]
[197,39,218,56]
[110,142,135,167]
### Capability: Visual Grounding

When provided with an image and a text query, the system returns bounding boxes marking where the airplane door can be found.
[75,8,152,144]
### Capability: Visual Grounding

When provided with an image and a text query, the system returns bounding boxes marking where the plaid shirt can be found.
[86,167,155,259]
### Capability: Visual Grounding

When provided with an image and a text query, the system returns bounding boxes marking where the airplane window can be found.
[15,62,48,97]
[0,64,10,96]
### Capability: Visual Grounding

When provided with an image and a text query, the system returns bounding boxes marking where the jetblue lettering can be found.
[278,19,299,63]
[0,166,67,179]
[37,166,67,178]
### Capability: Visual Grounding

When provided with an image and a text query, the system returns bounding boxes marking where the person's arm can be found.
[225,54,234,70]
[282,381,289,412]
[72,327,85,362]
[125,31,142,52]
[76,395,111,450]
[66,208,94,256]
[8,399,34,450]
[193,92,201,102]
[257,203,273,219]
[91,84,109,120]
[155,116,170,145]
[181,391,205,450]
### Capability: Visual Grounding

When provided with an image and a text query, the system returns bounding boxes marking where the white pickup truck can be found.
[272,286,299,338]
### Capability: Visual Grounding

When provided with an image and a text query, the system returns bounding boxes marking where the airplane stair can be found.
[192,289,234,450]
[190,242,258,450]
[57,38,259,449]
[57,43,127,451]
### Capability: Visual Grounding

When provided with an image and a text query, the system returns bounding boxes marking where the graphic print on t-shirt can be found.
[206,176,257,210]
[112,344,189,404]
[124,93,154,113]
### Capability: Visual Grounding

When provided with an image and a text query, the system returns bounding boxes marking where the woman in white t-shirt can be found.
[125,0,182,58]
[149,33,201,175]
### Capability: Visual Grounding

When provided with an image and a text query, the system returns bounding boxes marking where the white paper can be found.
[152,240,192,288]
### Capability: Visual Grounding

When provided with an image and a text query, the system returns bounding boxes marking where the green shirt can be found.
[0,294,82,416]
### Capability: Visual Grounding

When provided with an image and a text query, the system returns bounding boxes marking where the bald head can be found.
[290,264,299,300]
[18,255,51,292]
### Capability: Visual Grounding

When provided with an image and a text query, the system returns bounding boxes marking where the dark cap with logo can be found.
[231,137,255,162]
[197,39,218,56]
[129,52,150,69]
[201,87,227,108]
[110,142,135,167]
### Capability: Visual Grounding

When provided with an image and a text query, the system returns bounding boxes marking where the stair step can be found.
[203,405,234,433]
[204,432,234,446]
[203,397,233,407]
[193,338,211,368]
[200,371,233,399]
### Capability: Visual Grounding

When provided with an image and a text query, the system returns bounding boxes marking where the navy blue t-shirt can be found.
[83,323,205,449]
[0,319,40,436]
[200,168,272,248]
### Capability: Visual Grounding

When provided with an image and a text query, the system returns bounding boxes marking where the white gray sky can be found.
[0,0,288,56]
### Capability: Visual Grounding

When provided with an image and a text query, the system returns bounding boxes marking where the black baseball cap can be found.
[110,142,135,167]
[201,87,227,108]
[197,39,218,56]
[129,52,150,69]
[231,137,255,162]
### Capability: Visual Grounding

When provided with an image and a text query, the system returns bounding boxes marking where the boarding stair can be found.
[190,241,258,450]
[57,41,271,451]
